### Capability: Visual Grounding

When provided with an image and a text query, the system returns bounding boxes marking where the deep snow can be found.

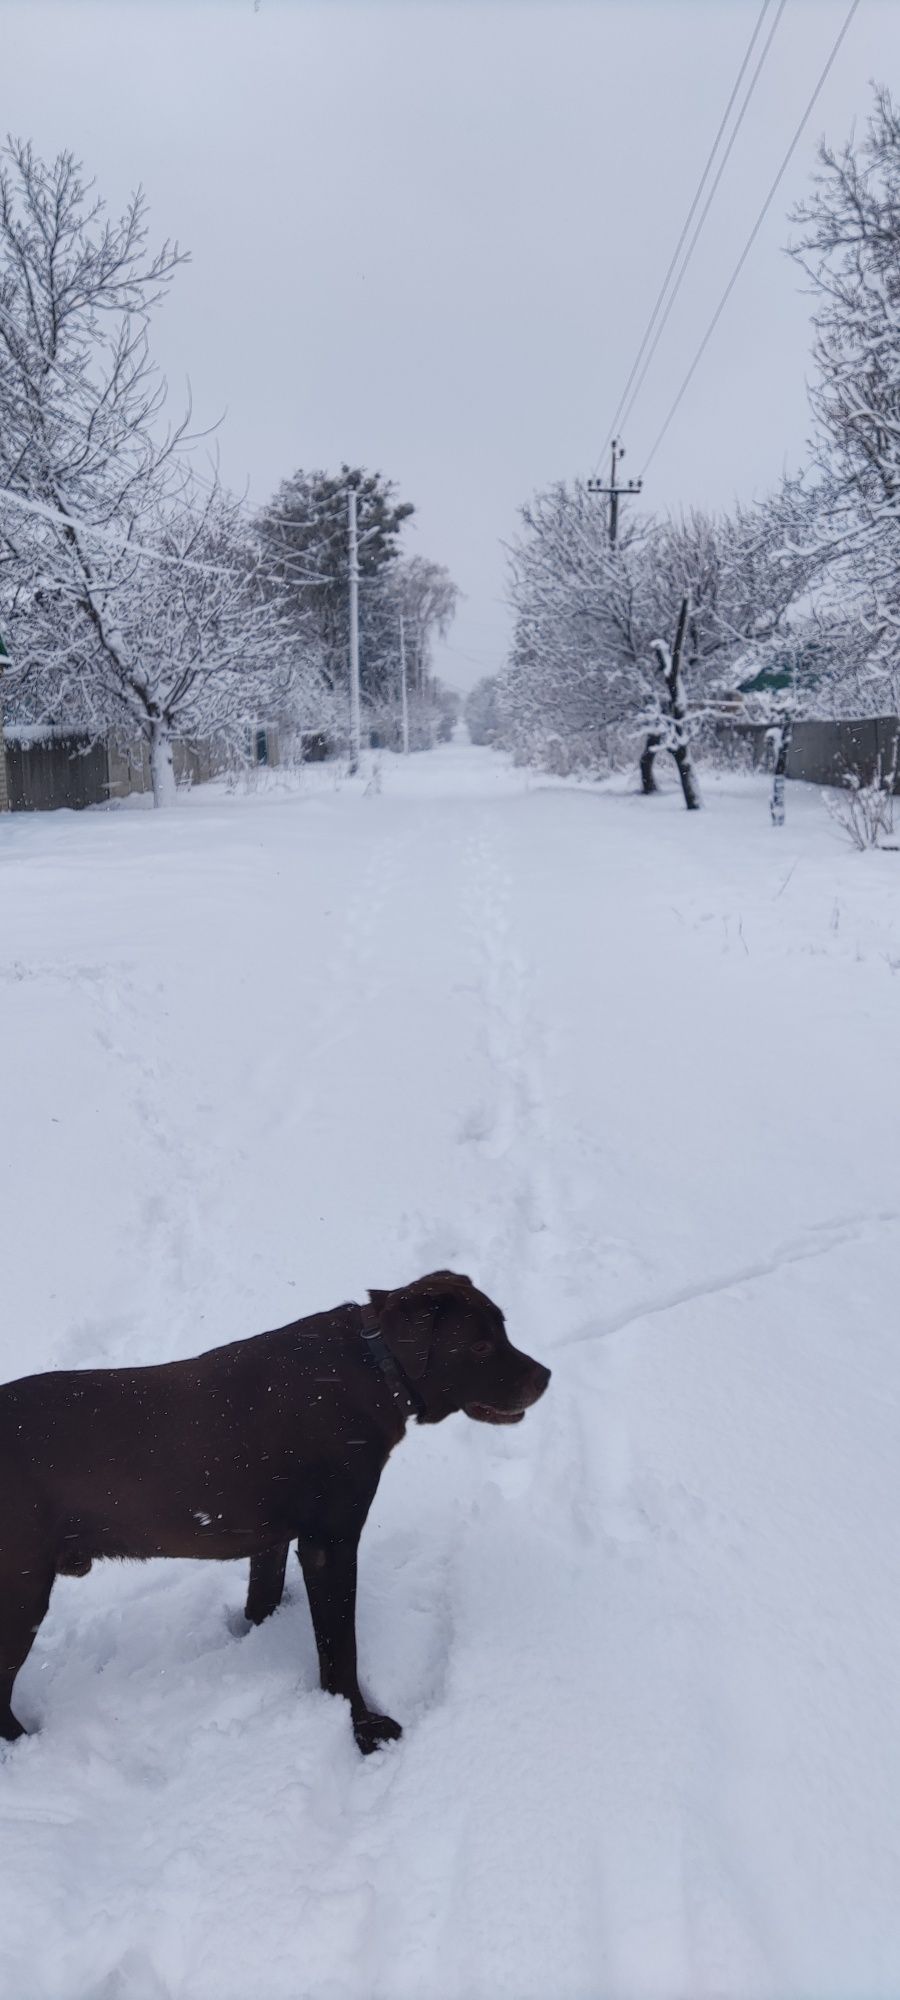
[1,744,900,2000]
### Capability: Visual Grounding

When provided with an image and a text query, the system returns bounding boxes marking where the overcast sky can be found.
[3,0,898,689]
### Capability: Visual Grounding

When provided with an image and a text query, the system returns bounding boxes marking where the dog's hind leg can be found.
[244,1543,289,1626]
[0,1562,55,1742]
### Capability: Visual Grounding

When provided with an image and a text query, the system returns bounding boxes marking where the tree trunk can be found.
[640,734,660,793]
[672,739,702,811]
[651,596,702,811]
[149,716,177,808]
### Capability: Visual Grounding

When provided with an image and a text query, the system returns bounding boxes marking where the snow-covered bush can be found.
[824,762,897,851]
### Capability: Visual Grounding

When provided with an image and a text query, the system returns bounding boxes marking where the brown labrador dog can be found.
[0,1272,549,1752]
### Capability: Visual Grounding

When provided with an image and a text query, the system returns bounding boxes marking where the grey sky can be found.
[3,0,897,690]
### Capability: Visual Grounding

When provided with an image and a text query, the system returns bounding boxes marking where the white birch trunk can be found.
[149,717,177,808]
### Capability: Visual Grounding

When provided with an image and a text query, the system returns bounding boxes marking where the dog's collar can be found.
[358,1305,424,1423]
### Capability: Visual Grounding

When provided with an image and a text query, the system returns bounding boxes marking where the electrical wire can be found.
[639,0,862,478]
[0,483,334,582]
[617,0,788,442]
[597,0,774,465]
[0,486,235,576]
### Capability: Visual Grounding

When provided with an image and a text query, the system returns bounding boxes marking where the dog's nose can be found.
[531,1362,551,1398]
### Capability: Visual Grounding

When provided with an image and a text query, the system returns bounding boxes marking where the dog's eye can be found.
[471,1339,493,1359]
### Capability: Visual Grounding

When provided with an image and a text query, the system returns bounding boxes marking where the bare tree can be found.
[3,470,311,799]
[0,140,278,802]
[789,87,900,705]
[503,482,646,773]
[388,556,460,695]
[503,480,817,797]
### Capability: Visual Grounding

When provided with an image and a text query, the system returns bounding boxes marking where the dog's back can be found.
[0,1313,380,1570]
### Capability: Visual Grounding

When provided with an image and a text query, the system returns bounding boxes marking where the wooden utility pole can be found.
[587,438,643,547]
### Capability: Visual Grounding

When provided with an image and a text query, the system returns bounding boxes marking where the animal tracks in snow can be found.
[458,817,561,1294]
[561,1208,900,1349]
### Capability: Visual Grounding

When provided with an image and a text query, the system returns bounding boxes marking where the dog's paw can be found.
[352,1709,402,1755]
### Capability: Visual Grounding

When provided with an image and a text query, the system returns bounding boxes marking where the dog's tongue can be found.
[464,1403,525,1426]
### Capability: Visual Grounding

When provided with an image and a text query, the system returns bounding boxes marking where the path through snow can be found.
[1,746,899,1998]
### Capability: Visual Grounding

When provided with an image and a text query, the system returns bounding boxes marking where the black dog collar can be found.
[358,1305,424,1423]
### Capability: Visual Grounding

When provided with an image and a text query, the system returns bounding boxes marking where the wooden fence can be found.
[5,733,111,811]
[0,726,281,812]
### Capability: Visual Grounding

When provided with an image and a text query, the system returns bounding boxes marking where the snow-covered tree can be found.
[257,466,415,705]
[257,471,460,751]
[2,472,313,801]
[465,675,501,746]
[0,141,328,801]
[502,479,821,796]
[502,481,638,771]
[386,556,460,696]
[789,87,900,708]
[0,141,193,796]
[363,557,460,748]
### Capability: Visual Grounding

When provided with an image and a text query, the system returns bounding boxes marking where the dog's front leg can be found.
[296,1536,402,1754]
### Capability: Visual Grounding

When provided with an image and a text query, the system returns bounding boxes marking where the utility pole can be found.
[399,613,410,755]
[347,486,361,771]
[587,438,642,547]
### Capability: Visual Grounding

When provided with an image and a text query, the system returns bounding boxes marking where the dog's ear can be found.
[369,1285,444,1381]
[419,1269,475,1288]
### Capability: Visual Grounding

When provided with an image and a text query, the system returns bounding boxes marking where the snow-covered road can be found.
[2,744,900,1999]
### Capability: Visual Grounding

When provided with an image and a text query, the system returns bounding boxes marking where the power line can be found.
[597,0,774,466]
[440,640,501,669]
[639,0,863,479]
[0,482,335,584]
[617,0,788,442]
